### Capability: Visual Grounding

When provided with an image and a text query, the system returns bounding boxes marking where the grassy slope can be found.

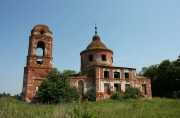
[0,97,180,118]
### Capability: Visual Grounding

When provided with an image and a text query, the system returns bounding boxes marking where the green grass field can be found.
[0,97,180,118]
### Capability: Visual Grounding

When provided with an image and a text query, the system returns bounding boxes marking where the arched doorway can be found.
[78,80,84,97]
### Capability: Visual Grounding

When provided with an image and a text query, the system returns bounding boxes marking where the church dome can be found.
[80,26,114,72]
[86,35,107,50]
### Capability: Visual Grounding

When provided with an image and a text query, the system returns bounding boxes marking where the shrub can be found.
[13,93,22,100]
[110,92,123,100]
[68,101,100,118]
[84,89,96,102]
[123,88,141,99]
[171,91,177,99]
[177,90,180,98]
[0,92,11,98]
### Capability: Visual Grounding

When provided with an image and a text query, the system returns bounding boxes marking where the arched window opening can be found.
[36,58,43,65]
[104,71,109,78]
[78,80,84,96]
[89,54,93,61]
[36,41,45,56]
[125,72,129,79]
[102,54,107,61]
[114,72,120,78]
[114,83,121,92]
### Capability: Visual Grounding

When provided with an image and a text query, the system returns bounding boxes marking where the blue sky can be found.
[0,0,180,95]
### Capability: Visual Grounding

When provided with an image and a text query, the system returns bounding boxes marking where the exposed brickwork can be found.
[81,49,113,72]
[22,24,53,102]
[70,33,152,99]
[137,76,152,98]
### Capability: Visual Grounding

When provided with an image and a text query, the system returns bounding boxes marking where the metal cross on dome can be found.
[95,23,98,35]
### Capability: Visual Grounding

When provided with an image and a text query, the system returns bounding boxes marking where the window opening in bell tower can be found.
[36,58,43,65]
[36,41,45,56]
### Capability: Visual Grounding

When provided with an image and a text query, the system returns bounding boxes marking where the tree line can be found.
[0,92,21,100]
[139,55,180,98]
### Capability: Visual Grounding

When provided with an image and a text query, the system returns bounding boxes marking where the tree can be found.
[177,54,180,61]
[61,70,77,78]
[0,92,11,97]
[138,67,148,76]
[37,68,79,103]
[141,55,180,98]
[13,93,22,100]
[142,65,159,82]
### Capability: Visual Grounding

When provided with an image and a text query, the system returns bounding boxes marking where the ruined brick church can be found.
[22,24,152,102]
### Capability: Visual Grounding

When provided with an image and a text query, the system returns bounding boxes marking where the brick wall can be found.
[80,49,113,72]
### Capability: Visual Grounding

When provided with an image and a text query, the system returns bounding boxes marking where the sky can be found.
[0,0,180,95]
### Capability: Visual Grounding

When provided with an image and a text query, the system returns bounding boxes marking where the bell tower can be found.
[22,24,53,102]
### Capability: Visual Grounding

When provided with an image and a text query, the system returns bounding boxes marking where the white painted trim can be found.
[124,69,129,72]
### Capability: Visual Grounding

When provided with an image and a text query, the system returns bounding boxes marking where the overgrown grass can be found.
[96,98,180,118]
[0,97,180,118]
[0,97,54,118]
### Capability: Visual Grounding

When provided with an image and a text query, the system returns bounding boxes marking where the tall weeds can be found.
[0,97,180,118]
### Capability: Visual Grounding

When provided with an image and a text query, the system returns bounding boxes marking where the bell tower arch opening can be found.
[36,41,45,56]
